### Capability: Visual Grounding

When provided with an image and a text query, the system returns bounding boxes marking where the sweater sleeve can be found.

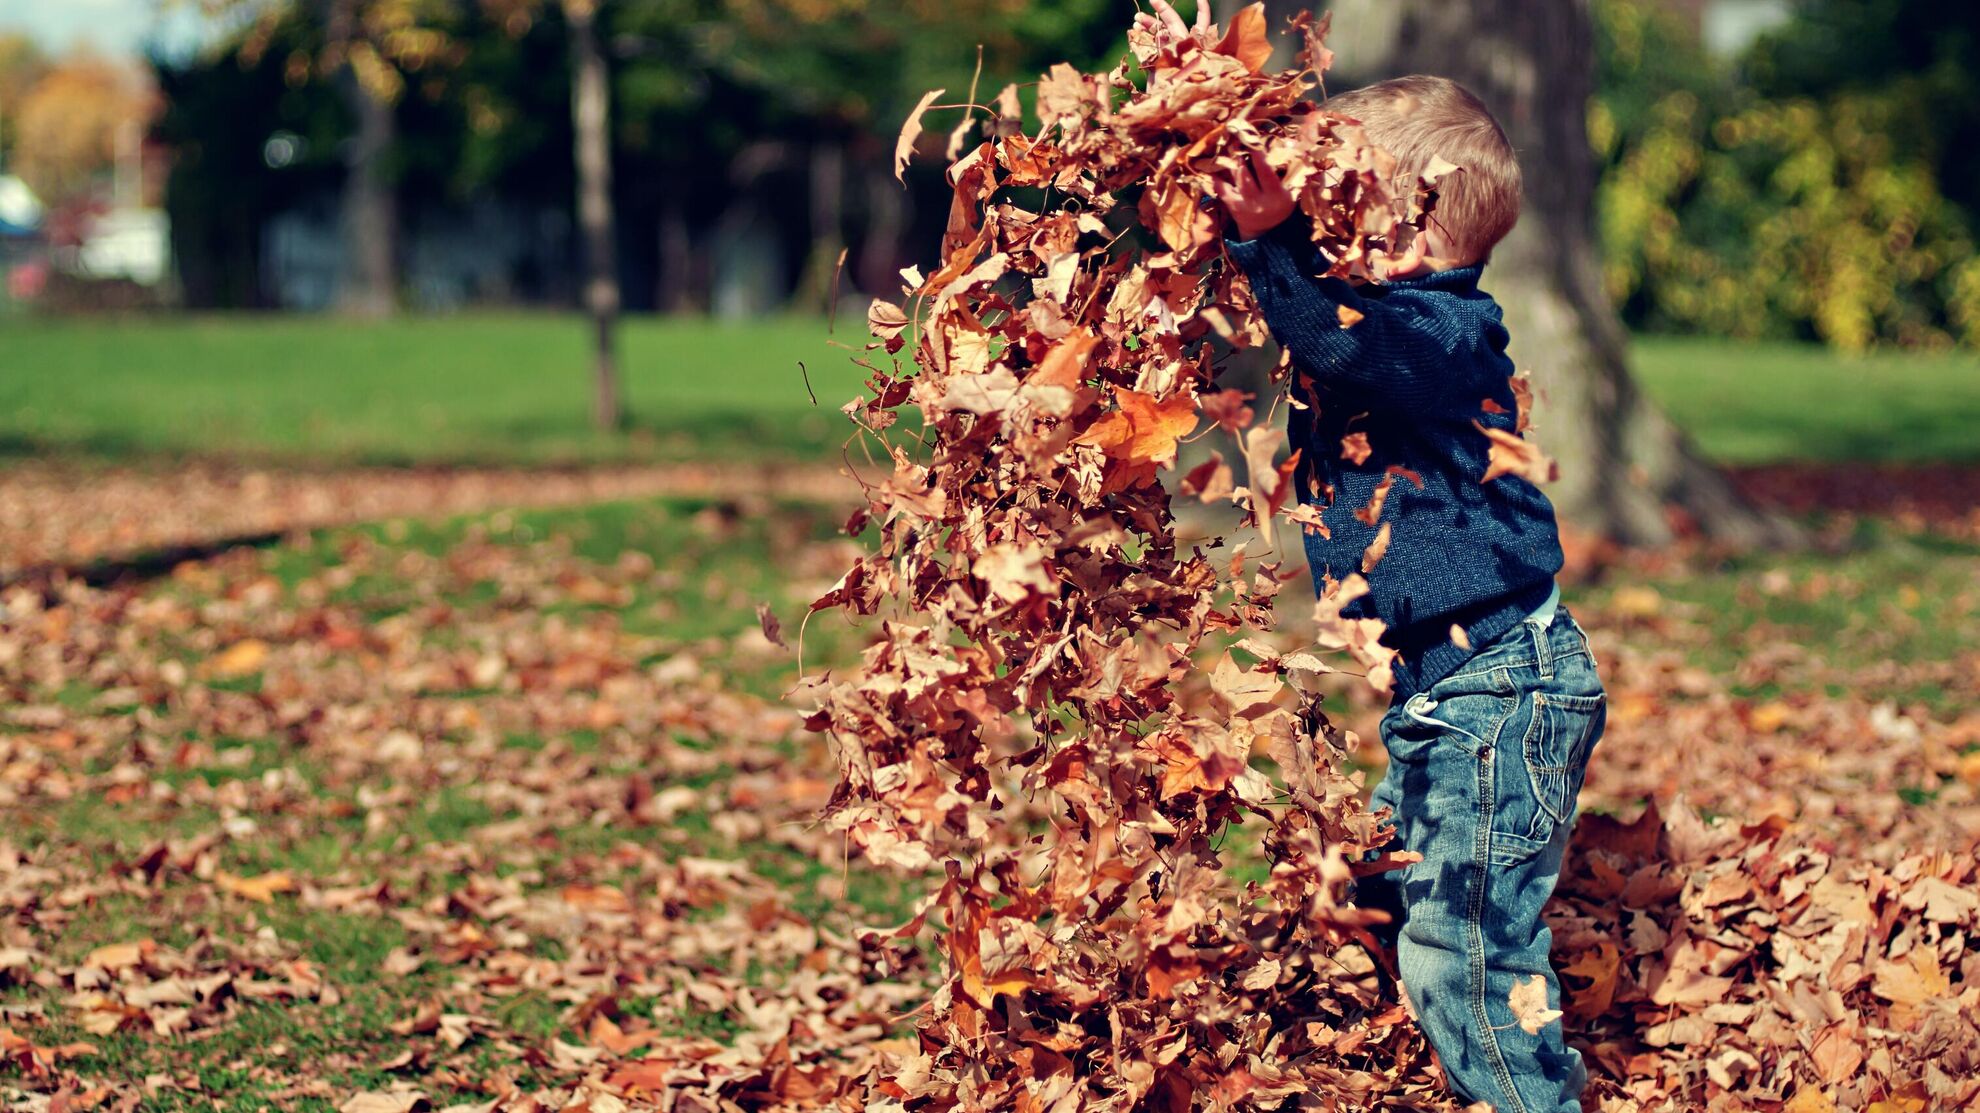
[1226,223,1470,410]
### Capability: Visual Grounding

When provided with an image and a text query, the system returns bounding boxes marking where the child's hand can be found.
[1215,147,1295,241]
[1134,0,1215,64]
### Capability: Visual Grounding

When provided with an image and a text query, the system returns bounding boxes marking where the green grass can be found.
[1630,336,1980,465]
[1,314,1974,468]
[1575,523,1980,712]
[0,313,878,467]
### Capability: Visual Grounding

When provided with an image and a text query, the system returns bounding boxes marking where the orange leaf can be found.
[1559,942,1621,1021]
[1866,1084,1929,1113]
[1784,1089,1837,1113]
[83,941,153,972]
[216,870,296,903]
[1031,328,1099,391]
[560,884,631,913]
[606,1059,674,1093]
[1214,3,1273,72]
[1476,422,1558,485]
[210,639,269,677]
[588,1014,662,1056]
[1146,950,1205,998]
[1143,175,1213,253]
[1114,388,1199,467]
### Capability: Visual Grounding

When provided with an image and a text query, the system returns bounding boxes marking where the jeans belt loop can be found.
[1531,610,1556,681]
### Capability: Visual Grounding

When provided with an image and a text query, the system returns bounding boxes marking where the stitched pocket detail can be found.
[1521,690,1605,841]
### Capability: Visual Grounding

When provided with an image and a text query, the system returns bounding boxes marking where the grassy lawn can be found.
[1,312,1974,468]
[1629,336,1980,465]
[0,314,875,467]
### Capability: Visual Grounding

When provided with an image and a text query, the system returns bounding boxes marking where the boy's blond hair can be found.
[1324,75,1522,265]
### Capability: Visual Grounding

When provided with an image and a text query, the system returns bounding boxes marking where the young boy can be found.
[1218,76,1607,1112]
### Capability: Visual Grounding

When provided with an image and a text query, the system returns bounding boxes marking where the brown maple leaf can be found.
[1507,974,1562,1035]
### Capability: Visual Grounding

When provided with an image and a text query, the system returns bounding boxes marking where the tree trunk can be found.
[566,0,624,430]
[1317,0,1796,547]
[658,186,693,313]
[792,139,846,313]
[857,158,908,304]
[328,0,398,318]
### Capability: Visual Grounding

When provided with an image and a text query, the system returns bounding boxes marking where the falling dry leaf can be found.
[1508,973,1563,1035]
[1476,422,1559,485]
[894,88,946,182]
[1360,521,1392,571]
[755,602,787,649]
[1339,431,1371,464]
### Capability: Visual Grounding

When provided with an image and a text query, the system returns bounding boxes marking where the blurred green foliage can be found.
[1594,0,1980,350]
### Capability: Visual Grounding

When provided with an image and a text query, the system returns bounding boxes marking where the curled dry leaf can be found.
[893,88,945,183]
[755,602,786,649]
[1477,421,1560,485]
[1360,521,1392,571]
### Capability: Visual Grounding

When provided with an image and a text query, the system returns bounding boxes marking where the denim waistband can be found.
[1442,603,1592,685]
[1386,579,1557,703]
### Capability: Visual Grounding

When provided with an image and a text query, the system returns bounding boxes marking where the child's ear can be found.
[1419,225,1450,262]
[1416,225,1472,271]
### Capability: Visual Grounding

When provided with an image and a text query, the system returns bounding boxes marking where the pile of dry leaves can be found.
[804,5,1491,1107]
[804,5,1980,1110]
[1552,797,1980,1111]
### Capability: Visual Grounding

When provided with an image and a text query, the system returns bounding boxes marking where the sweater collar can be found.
[1385,263,1484,292]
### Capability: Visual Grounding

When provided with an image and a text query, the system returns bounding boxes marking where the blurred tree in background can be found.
[235,0,465,316]
[153,0,1129,315]
[0,32,52,170]
[157,0,570,308]
[7,51,152,205]
[1594,0,1980,350]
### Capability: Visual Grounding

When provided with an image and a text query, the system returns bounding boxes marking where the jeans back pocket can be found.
[1519,690,1606,845]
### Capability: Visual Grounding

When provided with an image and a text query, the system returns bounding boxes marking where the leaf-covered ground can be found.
[3,492,1977,1110]
[0,462,857,581]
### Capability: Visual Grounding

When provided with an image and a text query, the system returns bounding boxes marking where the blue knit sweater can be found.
[1226,220,1564,700]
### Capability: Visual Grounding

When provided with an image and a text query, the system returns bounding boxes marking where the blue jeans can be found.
[1358,603,1605,1113]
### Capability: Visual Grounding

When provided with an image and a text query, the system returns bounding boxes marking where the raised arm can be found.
[1226,222,1469,410]
[1215,151,1468,409]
